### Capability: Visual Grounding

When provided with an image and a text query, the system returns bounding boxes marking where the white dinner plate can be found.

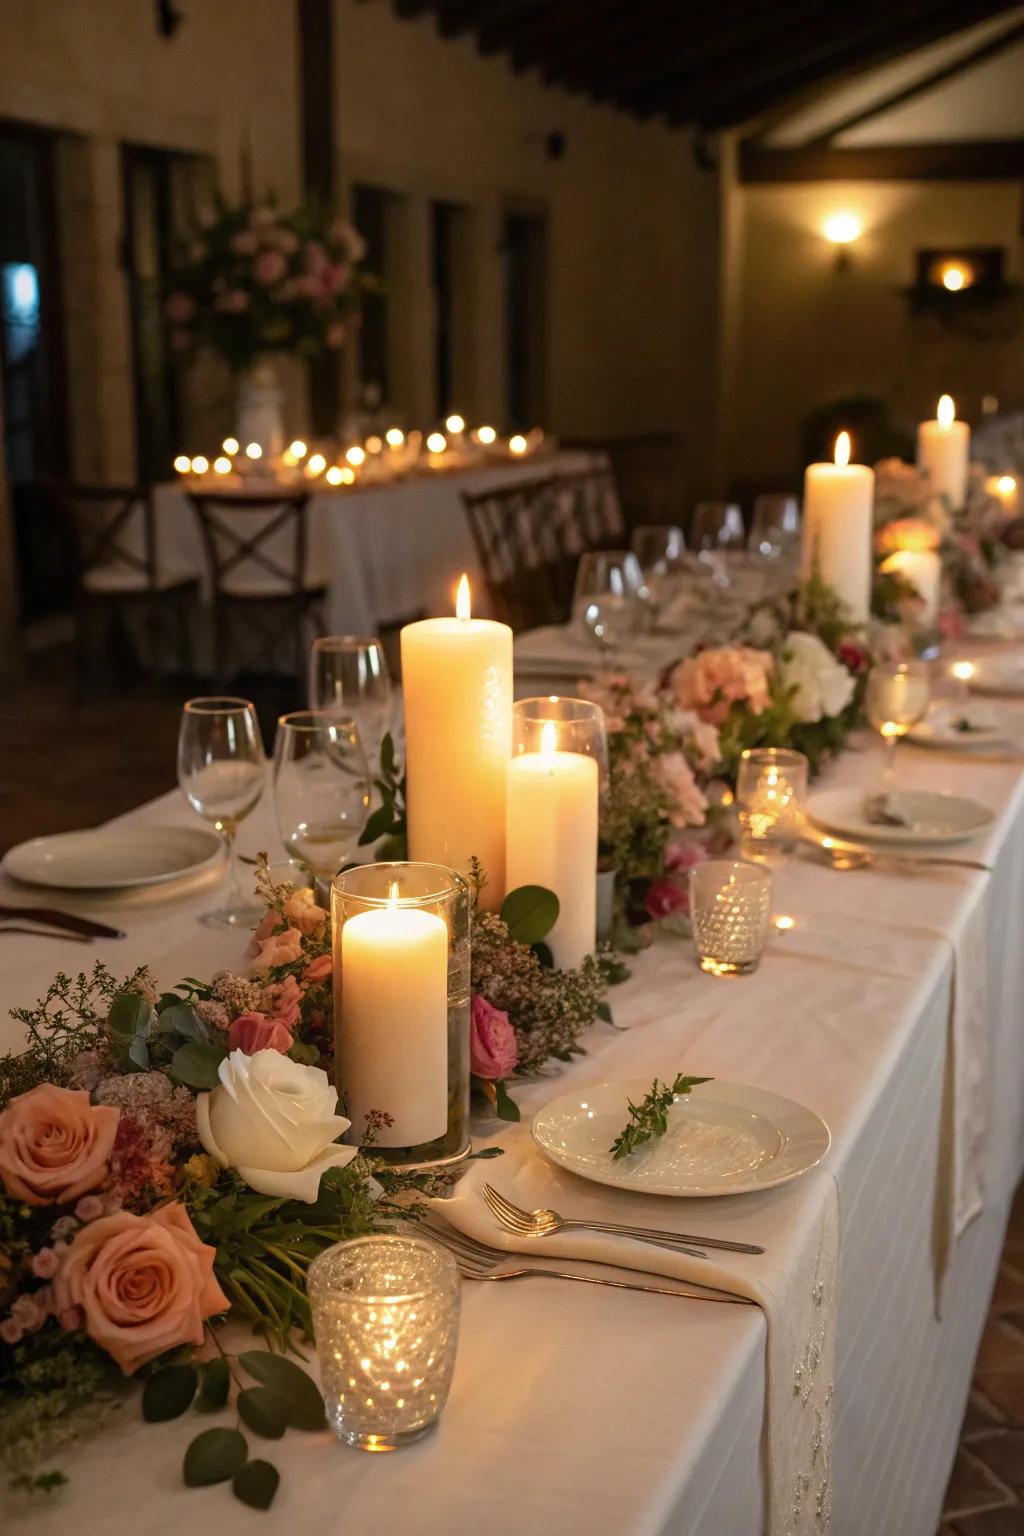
[970,654,1024,697]
[806,787,994,846]
[531,1078,830,1198]
[905,704,1014,751]
[2,825,223,890]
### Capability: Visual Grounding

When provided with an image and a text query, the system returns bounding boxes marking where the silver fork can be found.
[416,1217,753,1305]
[483,1182,765,1257]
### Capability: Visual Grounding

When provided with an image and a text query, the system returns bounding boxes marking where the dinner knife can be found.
[0,904,126,940]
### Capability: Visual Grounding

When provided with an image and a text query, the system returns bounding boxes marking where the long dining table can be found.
[2,678,1024,1535]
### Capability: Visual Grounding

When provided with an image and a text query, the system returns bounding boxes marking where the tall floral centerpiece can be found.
[166,198,366,450]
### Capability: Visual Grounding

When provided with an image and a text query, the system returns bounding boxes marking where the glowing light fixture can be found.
[823,212,861,246]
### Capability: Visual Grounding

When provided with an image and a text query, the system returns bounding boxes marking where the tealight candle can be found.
[190,455,209,475]
[401,576,512,905]
[222,436,240,456]
[951,659,975,705]
[288,439,308,460]
[917,395,970,509]
[426,432,447,456]
[346,445,366,467]
[801,432,874,621]
[736,748,808,858]
[173,455,191,475]
[509,434,527,455]
[245,442,263,461]
[309,1235,460,1453]
[475,425,497,446]
[506,701,603,970]
[385,427,405,448]
[213,456,232,476]
[689,860,773,977]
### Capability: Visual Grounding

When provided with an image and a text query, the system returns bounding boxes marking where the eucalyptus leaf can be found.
[142,1364,197,1422]
[107,991,152,1041]
[595,1001,614,1025]
[531,940,555,969]
[233,1460,280,1511]
[157,1002,210,1043]
[500,884,560,944]
[358,803,395,846]
[127,1035,151,1072]
[380,731,395,776]
[171,1040,227,1091]
[238,1387,288,1439]
[239,1352,325,1431]
[195,1357,230,1412]
[183,1427,247,1487]
[495,1079,521,1123]
[466,1146,506,1160]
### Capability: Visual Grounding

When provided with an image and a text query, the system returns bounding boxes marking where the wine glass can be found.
[748,495,800,563]
[630,525,688,613]
[273,711,371,891]
[309,635,393,772]
[691,501,746,592]
[572,549,646,649]
[865,661,931,785]
[177,697,266,927]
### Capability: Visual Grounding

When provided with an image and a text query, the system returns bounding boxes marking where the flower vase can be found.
[236,359,285,459]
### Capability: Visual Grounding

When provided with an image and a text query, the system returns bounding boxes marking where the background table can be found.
[156,450,607,635]
[2,719,1023,1535]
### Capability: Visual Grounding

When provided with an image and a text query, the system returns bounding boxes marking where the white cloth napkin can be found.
[513,626,681,681]
[431,1139,839,1536]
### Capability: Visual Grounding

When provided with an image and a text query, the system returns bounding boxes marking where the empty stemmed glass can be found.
[177,697,266,927]
[691,501,746,585]
[572,549,647,649]
[309,635,393,772]
[865,661,931,786]
[749,495,800,564]
[630,525,688,615]
[273,711,371,894]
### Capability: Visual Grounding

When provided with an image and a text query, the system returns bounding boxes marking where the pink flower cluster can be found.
[469,995,518,1080]
[221,888,333,1055]
[643,840,709,921]
[671,646,773,726]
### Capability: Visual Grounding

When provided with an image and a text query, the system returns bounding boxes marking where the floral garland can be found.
[166,196,366,374]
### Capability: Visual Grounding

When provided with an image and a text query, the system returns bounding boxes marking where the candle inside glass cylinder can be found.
[736,748,808,858]
[689,861,773,976]
[338,883,448,1148]
[801,432,874,621]
[401,577,512,906]
[308,1235,460,1453]
[506,719,599,970]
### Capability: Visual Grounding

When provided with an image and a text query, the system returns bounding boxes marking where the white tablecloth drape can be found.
[2,725,1023,1536]
[154,451,607,636]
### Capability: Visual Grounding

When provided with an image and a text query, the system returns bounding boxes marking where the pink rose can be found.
[644,877,689,921]
[165,292,194,322]
[282,888,328,935]
[254,249,286,285]
[0,1085,119,1207]
[664,840,708,876]
[302,953,332,984]
[470,995,518,1080]
[268,973,302,1031]
[53,1203,229,1376]
[0,1319,22,1346]
[252,926,303,971]
[228,1012,294,1055]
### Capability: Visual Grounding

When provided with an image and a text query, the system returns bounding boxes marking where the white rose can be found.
[197,1050,357,1202]
[778,632,855,723]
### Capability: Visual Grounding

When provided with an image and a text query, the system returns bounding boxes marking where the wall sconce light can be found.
[822,212,861,272]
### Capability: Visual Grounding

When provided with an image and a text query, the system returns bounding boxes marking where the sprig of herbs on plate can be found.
[609,1073,712,1161]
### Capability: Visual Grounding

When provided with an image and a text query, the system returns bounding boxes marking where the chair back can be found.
[554,465,624,549]
[462,474,582,630]
[570,434,686,533]
[187,490,315,599]
[61,484,157,588]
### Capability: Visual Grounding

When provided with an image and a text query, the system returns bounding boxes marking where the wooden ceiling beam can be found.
[435,0,546,40]
[479,0,622,57]
[740,138,1024,181]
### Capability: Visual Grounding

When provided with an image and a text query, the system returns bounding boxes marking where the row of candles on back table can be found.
[173,418,539,485]
[801,395,969,625]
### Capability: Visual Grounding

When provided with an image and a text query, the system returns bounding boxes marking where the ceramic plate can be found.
[905,704,1014,751]
[806,787,994,846]
[2,825,223,890]
[531,1078,830,1198]
[970,654,1024,697]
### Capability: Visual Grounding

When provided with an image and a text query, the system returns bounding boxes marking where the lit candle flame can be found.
[477,425,496,446]
[385,427,405,448]
[288,439,308,460]
[387,881,399,910]
[937,394,955,429]
[222,437,240,456]
[455,574,471,621]
[951,660,975,683]
[541,720,557,757]
[834,431,851,468]
[445,414,465,434]
[996,475,1016,495]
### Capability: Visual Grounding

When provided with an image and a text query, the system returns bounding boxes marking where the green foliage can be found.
[494,1079,521,1123]
[237,1387,288,1439]
[233,1459,280,1510]
[195,1358,231,1413]
[238,1352,325,1431]
[358,731,408,859]
[0,1319,121,1487]
[183,1427,248,1487]
[1,964,146,1104]
[499,884,559,944]
[610,1074,713,1161]
[142,1365,198,1422]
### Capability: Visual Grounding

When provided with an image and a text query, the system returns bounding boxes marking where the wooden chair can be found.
[569,433,686,535]
[60,482,199,689]
[188,489,328,685]
[462,465,624,630]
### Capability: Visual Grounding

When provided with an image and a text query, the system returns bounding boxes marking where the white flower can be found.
[196,1050,357,1202]
[778,632,855,723]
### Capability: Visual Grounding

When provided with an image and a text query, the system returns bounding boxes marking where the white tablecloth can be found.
[3,723,1024,1535]
[155,451,606,635]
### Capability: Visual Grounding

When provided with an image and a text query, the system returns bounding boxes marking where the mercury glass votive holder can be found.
[689,860,773,976]
[736,747,809,859]
[308,1234,461,1452]
[332,861,471,1170]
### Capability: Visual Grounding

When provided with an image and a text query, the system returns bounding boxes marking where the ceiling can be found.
[384,0,1024,130]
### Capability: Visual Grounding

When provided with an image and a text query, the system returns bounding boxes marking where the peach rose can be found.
[302,953,332,984]
[0,1085,120,1206]
[283,888,328,935]
[251,925,303,972]
[53,1203,229,1375]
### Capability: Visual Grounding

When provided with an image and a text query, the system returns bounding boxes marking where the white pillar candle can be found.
[506,721,599,971]
[880,549,942,628]
[401,575,513,907]
[801,431,875,622]
[917,395,970,509]
[339,890,448,1147]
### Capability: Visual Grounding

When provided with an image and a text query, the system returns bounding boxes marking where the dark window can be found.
[502,211,546,431]
[352,183,390,405]
[431,201,461,419]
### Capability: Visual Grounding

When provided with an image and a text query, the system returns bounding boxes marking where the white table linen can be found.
[2,721,1024,1535]
[155,451,606,636]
